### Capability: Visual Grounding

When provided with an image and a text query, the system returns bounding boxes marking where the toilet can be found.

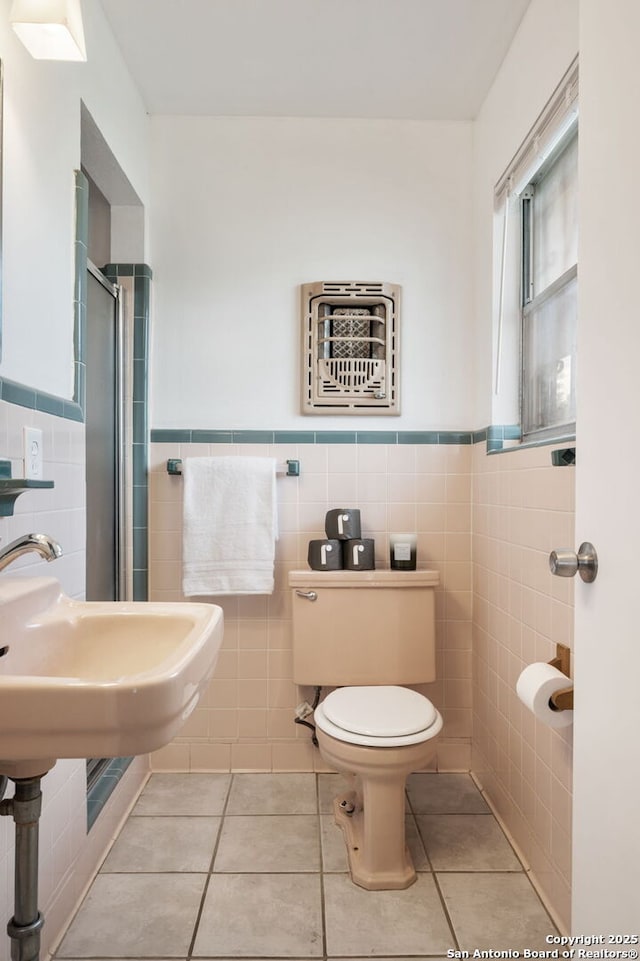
[289,568,442,890]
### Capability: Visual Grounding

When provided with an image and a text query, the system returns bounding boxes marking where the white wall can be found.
[572,0,640,931]
[472,0,579,427]
[149,116,473,430]
[0,0,150,398]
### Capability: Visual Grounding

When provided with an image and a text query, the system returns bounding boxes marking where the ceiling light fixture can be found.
[9,0,86,61]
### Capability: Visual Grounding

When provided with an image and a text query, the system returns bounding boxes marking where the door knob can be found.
[549,542,598,582]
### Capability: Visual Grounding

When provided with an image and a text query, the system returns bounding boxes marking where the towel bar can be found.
[167,458,300,477]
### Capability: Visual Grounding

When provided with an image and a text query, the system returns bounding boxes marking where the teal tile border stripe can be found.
[150,427,522,446]
[87,757,133,832]
[147,425,584,454]
[0,377,83,420]
[74,170,89,415]
[103,263,152,603]
[151,428,478,445]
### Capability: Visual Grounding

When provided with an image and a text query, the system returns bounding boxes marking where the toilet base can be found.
[318,727,440,891]
[333,789,415,890]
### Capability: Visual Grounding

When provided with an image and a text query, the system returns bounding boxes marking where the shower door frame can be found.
[85,261,129,798]
[85,260,128,601]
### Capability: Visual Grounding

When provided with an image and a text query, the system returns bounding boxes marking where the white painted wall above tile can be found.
[149,117,474,431]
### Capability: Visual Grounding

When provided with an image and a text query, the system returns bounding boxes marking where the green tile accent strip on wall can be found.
[151,427,488,444]
[87,757,134,831]
[0,377,83,421]
[150,424,578,456]
[74,170,89,416]
[103,263,152,604]
[151,428,481,446]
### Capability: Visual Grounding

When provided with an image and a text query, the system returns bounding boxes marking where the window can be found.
[493,57,578,442]
[521,129,578,438]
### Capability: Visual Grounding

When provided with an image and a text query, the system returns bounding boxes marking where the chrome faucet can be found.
[0,533,63,572]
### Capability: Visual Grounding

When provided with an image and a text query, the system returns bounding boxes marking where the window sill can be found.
[487,431,576,456]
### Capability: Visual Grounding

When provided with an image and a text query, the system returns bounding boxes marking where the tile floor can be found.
[55,772,558,959]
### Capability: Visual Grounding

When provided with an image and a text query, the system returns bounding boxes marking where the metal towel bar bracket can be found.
[167,458,300,477]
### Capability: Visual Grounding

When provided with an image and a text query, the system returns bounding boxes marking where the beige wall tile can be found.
[272,740,317,771]
[238,709,269,739]
[472,441,575,933]
[190,743,232,771]
[150,742,191,772]
[230,742,272,771]
[436,740,471,771]
[210,709,239,739]
[357,444,388,472]
[149,441,475,798]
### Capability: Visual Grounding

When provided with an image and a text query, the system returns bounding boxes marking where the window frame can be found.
[519,128,578,442]
[493,57,578,446]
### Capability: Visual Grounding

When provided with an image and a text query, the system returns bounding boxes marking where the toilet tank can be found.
[288,569,439,686]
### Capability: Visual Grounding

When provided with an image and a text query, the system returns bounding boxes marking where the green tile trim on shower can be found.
[0,377,83,421]
[87,756,133,831]
[0,379,36,409]
[103,263,152,280]
[74,170,89,417]
[110,264,153,603]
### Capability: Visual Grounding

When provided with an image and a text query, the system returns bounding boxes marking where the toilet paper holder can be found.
[547,643,573,712]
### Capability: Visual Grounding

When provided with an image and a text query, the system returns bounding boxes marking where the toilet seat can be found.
[314,686,443,747]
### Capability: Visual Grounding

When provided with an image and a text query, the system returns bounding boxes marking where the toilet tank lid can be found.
[322,686,439,737]
[288,569,439,588]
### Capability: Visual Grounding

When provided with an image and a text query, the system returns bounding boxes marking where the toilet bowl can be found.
[289,568,441,891]
[314,685,443,889]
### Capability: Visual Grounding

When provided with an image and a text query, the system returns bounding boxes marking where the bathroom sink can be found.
[0,576,223,773]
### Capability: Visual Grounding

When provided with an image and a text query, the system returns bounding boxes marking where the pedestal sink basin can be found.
[0,576,224,777]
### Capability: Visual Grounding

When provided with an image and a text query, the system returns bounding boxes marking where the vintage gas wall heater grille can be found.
[301,281,401,414]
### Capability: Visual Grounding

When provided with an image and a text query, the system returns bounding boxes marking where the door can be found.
[85,264,123,602]
[85,264,124,790]
[572,0,640,930]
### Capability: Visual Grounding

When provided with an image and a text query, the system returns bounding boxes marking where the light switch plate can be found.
[23,427,43,479]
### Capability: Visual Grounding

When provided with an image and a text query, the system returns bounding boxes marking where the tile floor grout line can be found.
[316,772,330,961]
[407,783,461,953]
[186,772,235,960]
[55,772,562,957]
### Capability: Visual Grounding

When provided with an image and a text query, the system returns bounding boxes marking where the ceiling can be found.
[98,0,532,120]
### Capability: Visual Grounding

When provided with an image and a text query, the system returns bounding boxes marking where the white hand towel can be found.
[182,456,278,596]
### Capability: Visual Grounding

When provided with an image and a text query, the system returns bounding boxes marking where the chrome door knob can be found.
[549,542,598,583]
[549,549,578,578]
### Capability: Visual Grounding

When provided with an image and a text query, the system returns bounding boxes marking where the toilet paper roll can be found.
[325,508,361,541]
[307,539,343,571]
[516,662,574,729]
